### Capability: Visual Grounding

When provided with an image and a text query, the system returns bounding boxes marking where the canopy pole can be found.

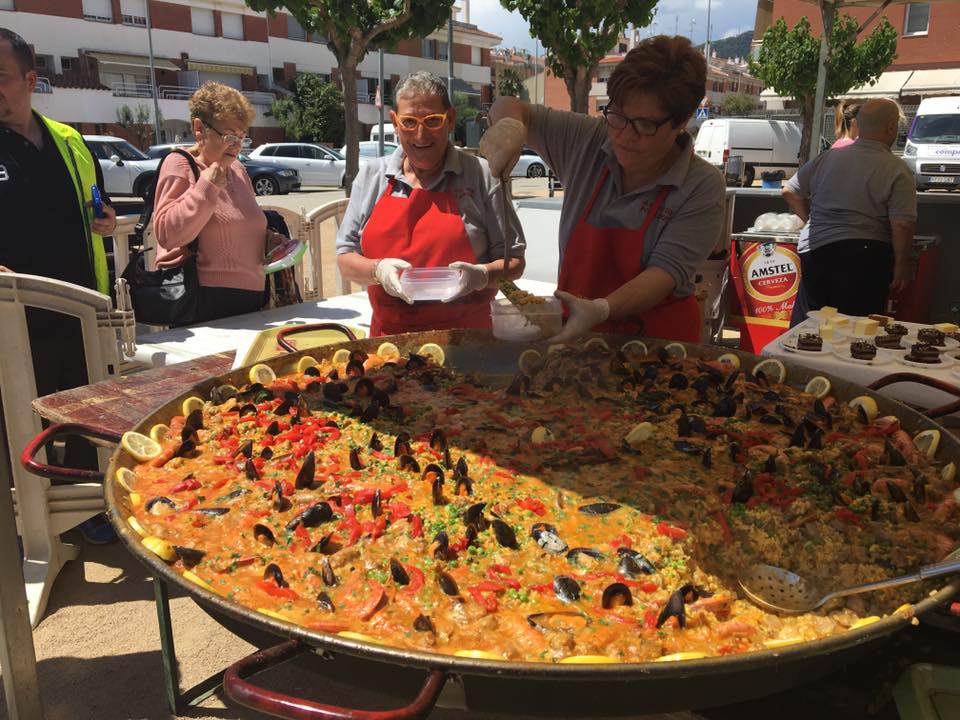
[809,0,836,159]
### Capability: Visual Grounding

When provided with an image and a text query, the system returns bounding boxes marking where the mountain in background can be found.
[698,31,753,60]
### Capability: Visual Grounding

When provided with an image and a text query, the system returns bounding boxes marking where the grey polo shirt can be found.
[785,139,917,252]
[336,144,525,262]
[527,105,726,296]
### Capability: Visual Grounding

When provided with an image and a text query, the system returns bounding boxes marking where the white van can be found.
[693,119,801,186]
[369,122,396,145]
[904,96,960,191]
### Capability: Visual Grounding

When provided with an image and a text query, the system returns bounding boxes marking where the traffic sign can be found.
[696,107,709,120]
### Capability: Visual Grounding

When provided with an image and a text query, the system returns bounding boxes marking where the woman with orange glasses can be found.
[337,71,526,336]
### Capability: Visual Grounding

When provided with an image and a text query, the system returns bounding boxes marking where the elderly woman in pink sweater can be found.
[154,82,282,322]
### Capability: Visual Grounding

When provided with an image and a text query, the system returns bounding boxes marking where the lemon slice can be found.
[149,423,170,443]
[663,342,687,359]
[546,343,566,355]
[454,649,502,660]
[763,637,803,649]
[654,652,708,662]
[848,396,879,423]
[120,431,162,462]
[804,376,831,399]
[752,358,786,383]
[913,429,940,459]
[717,352,741,369]
[624,422,654,450]
[559,655,619,664]
[297,356,319,373]
[518,349,543,374]
[531,426,554,444]
[376,342,401,360]
[417,343,446,366]
[259,608,295,623]
[127,516,146,536]
[142,536,177,562]
[332,348,352,365]
[583,337,609,353]
[129,492,142,507]
[942,462,956,483]
[338,631,384,644]
[620,340,648,357]
[115,467,137,492]
[183,570,215,593]
[248,363,276,385]
[180,396,204,417]
[849,616,881,630]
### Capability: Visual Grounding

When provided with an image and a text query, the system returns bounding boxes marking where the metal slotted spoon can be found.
[739,553,960,615]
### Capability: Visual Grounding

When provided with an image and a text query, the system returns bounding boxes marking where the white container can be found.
[490,297,563,341]
[400,267,461,302]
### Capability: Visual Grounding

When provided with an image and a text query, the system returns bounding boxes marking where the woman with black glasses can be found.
[482,36,725,343]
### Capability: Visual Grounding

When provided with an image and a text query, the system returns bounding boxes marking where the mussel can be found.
[413,615,435,633]
[673,440,702,454]
[390,558,410,586]
[433,531,453,561]
[237,439,254,459]
[617,547,656,575]
[294,452,315,489]
[321,558,337,587]
[317,592,335,612]
[429,428,448,452]
[656,583,713,629]
[731,470,754,504]
[421,463,445,484]
[371,489,382,518]
[173,546,205,568]
[601,583,634,609]
[531,523,567,554]
[265,420,281,436]
[394,431,413,457]
[566,547,606,565]
[184,408,204,432]
[349,447,365,471]
[578,502,621,515]
[463,502,489,531]
[701,447,713,469]
[398,454,421,473]
[492,519,519,549]
[436,568,459,596]
[284,502,333,530]
[345,359,365,378]
[145,496,176,515]
[431,476,445,506]
[253,523,275,547]
[369,433,383,451]
[789,423,806,448]
[263,563,288,588]
[272,481,289,512]
[193,507,230,516]
[553,575,581,602]
[713,396,737,418]
[885,439,907,467]
[354,378,375,398]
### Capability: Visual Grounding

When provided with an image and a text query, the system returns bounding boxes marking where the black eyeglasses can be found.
[602,108,674,137]
[202,120,245,146]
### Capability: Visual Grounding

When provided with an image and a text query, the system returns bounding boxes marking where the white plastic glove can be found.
[444,261,489,302]
[373,258,413,304]
[479,117,527,178]
[550,290,610,343]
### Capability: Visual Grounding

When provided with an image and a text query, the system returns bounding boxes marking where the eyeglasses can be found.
[203,120,246,146]
[602,108,673,137]
[395,113,449,132]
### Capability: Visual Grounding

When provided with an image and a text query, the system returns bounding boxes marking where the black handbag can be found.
[121,149,201,326]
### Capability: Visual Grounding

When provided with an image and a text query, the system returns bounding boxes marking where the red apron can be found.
[557,167,701,341]
[361,176,496,336]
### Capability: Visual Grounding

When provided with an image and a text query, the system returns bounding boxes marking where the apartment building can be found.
[755,0,960,104]
[1,0,501,146]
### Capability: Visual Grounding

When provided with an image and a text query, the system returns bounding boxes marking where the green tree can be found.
[500,0,657,113]
[247,0,455,193]
[498,67,523,98]
[750,14,897,162]
[270,73,345,146]
[116,104,153,148]
[722,92,760,116]
[452,91,478,145]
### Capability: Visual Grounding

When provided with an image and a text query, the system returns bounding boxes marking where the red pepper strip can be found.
[209,478,230,492]
[352,488,378,504]
[609,534,633,549]
[245,509,270,518]
[383,481,408,498]
[212,455,234,465]
[318,426,341,441]
[949,602,960,617]
[344,580,385,620]
[468,586,499,613]
[853,450,872,472]
[347,522,363,546]
[840,471,858,487]
[388,502,411,520]
[713,510,734,545]
[178,498,198,512]
[169,478,202,493]
[294,524,311,544]
[370,515,387,539]
[516,497,547,516]
[252,457,266,471]
[371,450,390,462]
[400,566,425,595]
[488,564,512,576]
[835,507,863,527]
[528,583,553,594]
[643,609,659,630]
[408,515,423,539]
[256,580,300,601]
[824,431,848,444]
[656,521,687,540]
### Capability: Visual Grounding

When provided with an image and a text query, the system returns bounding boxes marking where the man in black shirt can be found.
[1,27,118,542]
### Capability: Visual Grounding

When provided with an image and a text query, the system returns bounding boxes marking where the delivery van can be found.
[370,122,396,145]
[904,96,960,191]
[694,118,801,186]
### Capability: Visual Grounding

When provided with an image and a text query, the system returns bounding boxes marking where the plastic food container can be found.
[400,267,461,302]
[490,297,563,342]
[262,238,307,274]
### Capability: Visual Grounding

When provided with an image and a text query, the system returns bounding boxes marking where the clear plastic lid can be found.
[400,267,461,302]
[263,238,307,274]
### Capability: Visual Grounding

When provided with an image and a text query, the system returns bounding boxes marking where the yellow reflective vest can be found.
[39,114,109,295]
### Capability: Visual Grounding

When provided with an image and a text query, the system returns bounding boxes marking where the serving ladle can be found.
[739,551,960,615]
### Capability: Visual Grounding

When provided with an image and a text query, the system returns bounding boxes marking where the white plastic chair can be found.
[304,198,351,298]
[1,273,135,627]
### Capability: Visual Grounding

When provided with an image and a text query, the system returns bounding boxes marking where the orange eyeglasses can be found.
[394,112,449,132]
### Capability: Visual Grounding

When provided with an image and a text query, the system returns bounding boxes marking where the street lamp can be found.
[145,1,163,144]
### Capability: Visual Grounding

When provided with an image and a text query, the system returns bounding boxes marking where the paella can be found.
[115,339,959,664]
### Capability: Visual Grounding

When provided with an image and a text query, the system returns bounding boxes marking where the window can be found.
[258,146,277,156]
[272,67,285,83]
[301,146,325,159]
[221,12,244,40]
[191,8,215,36]
[34,54,53,71]
[61,57,77,72]
[0,0,15,9]
[471,47,481,65]
[422,39,436,59]
[120,0,146,26]
[904,3,930,35]
[275,146,301,158]
[82,0,112,22]
[438,42,448,61]
[287,15,306,41]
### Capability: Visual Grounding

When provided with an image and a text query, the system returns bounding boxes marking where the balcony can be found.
[114,83,278,106]
[356,91,393,105]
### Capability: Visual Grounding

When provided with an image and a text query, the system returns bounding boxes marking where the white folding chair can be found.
[1,273,135,627]
[304,198,351,299]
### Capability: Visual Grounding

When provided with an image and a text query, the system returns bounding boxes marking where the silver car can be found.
[84,135,160,197]
[512,147,549,178]
[247,143,346,187]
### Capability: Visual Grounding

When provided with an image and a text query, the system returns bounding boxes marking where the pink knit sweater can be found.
[154,152,267,292]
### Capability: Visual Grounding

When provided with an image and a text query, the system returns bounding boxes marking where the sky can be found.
[466,0,761,56]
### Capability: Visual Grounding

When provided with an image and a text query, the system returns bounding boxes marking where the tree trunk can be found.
[340,61,360,197]
[563,65,593,115]
[798,95,815,166]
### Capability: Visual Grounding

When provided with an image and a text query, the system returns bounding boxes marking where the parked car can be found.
[693,119,801,187]
[340,141,399,159]
[247,143,345,187]
[903,95,960,191]
[146,143,301,196]
[370,122,397,144]
[83,135,160,197]
[512,147,549,178]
